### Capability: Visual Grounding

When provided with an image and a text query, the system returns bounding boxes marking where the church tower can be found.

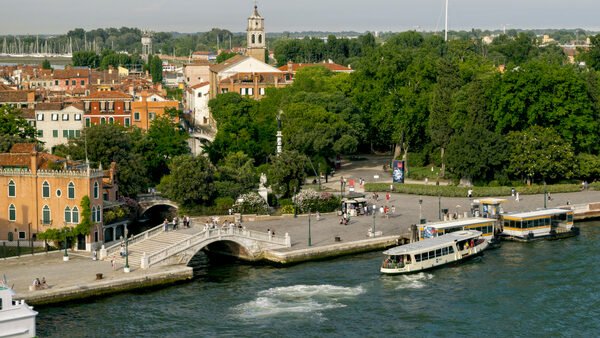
[246,3,266,62]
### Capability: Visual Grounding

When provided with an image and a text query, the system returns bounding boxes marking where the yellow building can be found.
[131,92,179,130]
[0,143,115,251]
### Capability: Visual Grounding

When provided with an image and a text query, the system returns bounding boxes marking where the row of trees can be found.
[205,31,600,187]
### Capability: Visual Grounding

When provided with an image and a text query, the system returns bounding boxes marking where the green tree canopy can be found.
[158,155,216,207]
[0,105,38,152]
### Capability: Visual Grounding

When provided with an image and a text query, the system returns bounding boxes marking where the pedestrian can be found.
[163,218,169,232]
[386,192,390,202]
[390,184,394,191]
[516,192,520,202]
[547,192,552,201]
[41,277,48,289]
[511,188,516,197]
[119,244,126,257]
[111,256,116,270]
[185,215,190,228]
[172,216,179,230]
[467,189,473,198]
[316,211,321,221]
[391,205,396,215]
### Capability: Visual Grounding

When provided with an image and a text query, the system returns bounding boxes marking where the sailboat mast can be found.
[445,0,448,42]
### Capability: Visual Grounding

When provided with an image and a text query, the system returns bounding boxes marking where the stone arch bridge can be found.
[100,223,291,270]
[137,193,179,216]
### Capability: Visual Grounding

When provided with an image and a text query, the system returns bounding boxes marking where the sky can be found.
[2,0,600,35]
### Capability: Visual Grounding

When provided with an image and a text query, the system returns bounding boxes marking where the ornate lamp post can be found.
[124,227,130,273]
[308,209,312,247]
[544,181,547,209]
[62,227,69,262]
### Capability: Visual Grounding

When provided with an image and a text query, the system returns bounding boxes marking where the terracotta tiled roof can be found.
[10,143,37,153]
[0,84,14,91]
[35,102,63,111]
[193,51,210,55]
[21,108,35,119]
[190,81,210,89]
[0,90,30,103]
[84,91,133,100]
[209,54,248,73]
[53,68,91,79]
[0,143,68,170]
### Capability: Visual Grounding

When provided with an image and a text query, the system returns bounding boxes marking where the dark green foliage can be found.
[216,51,238,63]
[72,51,100,68]
[41,59,52,69]
[158,155,216,207]
[148,55,163,83]
[0,105,38,152]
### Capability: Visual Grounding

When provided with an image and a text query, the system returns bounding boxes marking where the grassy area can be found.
[407,166,442,180]
[365,183,585,197]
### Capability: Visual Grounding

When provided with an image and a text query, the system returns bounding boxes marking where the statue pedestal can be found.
[258,187,268,204]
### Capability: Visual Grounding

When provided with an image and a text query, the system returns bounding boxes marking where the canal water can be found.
[37,222,600,337]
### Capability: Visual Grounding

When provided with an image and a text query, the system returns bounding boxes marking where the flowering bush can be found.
[292,189,340,213]
[233,192,270,215]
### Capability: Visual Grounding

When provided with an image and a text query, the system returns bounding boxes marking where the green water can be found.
[37,221,600,337]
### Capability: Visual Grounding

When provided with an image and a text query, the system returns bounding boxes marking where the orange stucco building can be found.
[0,144,115,251]
[131,92,179,130]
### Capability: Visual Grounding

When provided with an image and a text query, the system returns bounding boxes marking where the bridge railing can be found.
[100,223,165,259]
[142,226,291,269]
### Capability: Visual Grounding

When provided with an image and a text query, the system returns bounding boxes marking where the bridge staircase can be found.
[100,223,291,271]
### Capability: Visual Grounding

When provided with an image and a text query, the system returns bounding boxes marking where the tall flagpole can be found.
[445,0,449,42]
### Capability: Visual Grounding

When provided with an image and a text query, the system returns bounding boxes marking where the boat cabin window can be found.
[449,246,454,254]
[415,253,422,262]
[435,249,442,257]
[442,247,448,255]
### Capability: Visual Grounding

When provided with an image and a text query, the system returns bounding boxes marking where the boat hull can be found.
[501,227,579,242]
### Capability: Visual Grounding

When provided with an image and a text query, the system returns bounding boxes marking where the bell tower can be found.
[246,2,266,62]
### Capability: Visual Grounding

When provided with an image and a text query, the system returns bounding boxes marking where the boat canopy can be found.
[421,217,494,230]
[383,230,482,256]
[502,208,570,220]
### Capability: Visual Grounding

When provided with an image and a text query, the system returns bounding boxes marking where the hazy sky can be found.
[3,0,600,35]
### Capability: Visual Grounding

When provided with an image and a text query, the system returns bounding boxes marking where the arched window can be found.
[8,204,16,222]
[96,207,101,223]
[42,181,50,198]
[42,205,51,225]
[109,117,114,124]
[100,117,106,125]
[8,180,15,197]
[251,34,255,44]
[68,182,75,199]
[72,207,79,224]
[64,206,71,223]
[258,34,262,44]
[94,182,99,199]
[91,206,96,223]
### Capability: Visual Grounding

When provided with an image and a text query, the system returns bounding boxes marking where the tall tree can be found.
[267,150,308,198]
[158,155,216,207]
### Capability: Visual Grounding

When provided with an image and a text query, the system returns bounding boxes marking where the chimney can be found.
[29,146,38,175]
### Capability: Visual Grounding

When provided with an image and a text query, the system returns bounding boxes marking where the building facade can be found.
[246,5,266,62]
[82,91,133,127]
[34,103,85,152]
[131,92,179,130]
[0,144,110,251]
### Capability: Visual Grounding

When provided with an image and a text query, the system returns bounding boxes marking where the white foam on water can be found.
[234,284,365,319]
[394,273,434,290]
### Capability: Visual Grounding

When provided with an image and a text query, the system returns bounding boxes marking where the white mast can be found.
[445,0,448,42]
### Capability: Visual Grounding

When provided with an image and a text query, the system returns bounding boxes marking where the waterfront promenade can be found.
[2,187,599,304]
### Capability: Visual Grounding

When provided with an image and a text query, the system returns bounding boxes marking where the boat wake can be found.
[234,284,365,319]
[394,273,434,289]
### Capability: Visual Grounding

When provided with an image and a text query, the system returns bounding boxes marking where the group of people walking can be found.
[163,215,191,232]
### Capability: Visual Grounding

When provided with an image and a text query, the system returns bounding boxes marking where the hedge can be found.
[364,183,583,197]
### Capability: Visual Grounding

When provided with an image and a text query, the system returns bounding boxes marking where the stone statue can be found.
[259,173,267,188]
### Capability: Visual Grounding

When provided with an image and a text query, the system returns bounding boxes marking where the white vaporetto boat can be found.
[0,280,37,338]
[380,230,488,275]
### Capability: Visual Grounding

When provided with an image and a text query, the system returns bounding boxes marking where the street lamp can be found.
[308,209,312,246]
[419,196,423,224]
[340,178,344,198]
[293,186,297,218]
[237,198,244,223]
[372,206,376,237]
[438,193,442,221]
[124,227,130,273]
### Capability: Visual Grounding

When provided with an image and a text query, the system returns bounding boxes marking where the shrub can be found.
[280,205,294,214]
[364,183,581,197]
[292,189,341,213]
[214,197,235,214]
[233,192,269,214]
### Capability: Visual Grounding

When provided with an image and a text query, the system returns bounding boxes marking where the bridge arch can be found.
[187,238,256,263]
